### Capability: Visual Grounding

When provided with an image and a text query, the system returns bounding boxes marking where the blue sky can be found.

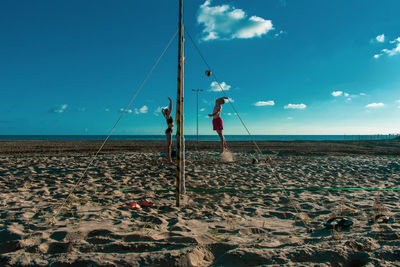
[1,0,400,135]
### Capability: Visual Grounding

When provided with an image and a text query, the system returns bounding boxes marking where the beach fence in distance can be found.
[343,133,400,141]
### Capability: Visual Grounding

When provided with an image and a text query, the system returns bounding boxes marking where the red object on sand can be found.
[140,200,154,207]
[127,202,141,210]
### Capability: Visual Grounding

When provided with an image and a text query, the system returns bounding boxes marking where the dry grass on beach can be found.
[0,141,400,266]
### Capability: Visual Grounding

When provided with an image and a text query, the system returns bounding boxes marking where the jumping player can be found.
[208,97,228,153]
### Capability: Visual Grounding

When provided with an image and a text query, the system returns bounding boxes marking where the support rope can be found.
[184,27,311,231]
[51,29,178,222]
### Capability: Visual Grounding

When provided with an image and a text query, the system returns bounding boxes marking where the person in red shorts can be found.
[208,97,228,153]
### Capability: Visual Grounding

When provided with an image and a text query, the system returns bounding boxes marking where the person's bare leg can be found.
[216,130,226,153]
[166,132,172,162]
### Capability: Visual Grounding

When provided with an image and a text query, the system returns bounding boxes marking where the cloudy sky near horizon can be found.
[1,0,400,135]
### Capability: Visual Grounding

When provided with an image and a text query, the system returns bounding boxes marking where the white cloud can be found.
[227,113,232,116]
[332,91,352,99]
[139,105,148,114]
[134,105,148,114]
[365,103,384,108]
[200,108,205,112]
[120,108,133,114]
[360,93,366,96]
[226,97,234,103]
[54,104,68,113]
[376,34,385,43]
[105,108,110,112]
[254,100,275,106]
[209,81,231,92]
[375,37,400,58]
[197,0,273,41]
[382,44,400,56]
[287,117,293,120]
[331,91,343,97]
[390,37,400,44]
[274,30,286,38]
[284,103,306,109]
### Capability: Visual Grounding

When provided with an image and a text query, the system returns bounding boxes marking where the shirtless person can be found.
[208,97,228,153]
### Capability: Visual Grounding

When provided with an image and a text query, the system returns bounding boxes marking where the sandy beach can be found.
[1,140,400,266]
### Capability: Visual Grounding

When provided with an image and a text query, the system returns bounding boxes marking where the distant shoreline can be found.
[1,140,399,156]
[0,134,398,142]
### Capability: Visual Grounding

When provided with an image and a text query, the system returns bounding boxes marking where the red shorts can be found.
[212,117,223,131]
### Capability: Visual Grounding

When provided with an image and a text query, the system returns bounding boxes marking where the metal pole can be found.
[192,89,203,143]
[176,0,185,207]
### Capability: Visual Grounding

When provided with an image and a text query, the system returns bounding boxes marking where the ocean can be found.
[0,135,397,141]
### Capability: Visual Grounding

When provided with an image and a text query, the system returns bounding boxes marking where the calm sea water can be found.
[0,135,397,141]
